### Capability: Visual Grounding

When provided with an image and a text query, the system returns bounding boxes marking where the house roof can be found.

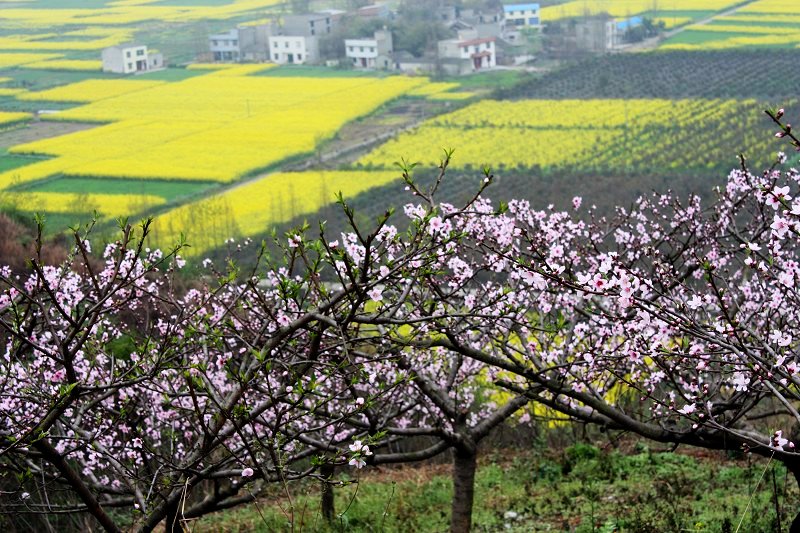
[458,37,495,46]
[616,16,643,31]
[503,3,539,12]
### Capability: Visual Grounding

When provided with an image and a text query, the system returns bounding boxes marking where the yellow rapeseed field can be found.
[541,0,742,22]
[659,0,800,50]
[19,59,103,71]
[0,52,62,68]
[149,170,401,256]
[5,191,165,217]
[357,98,761,171]
[18,79,166,103]
[6,74,426,185]
[0,111,31,126]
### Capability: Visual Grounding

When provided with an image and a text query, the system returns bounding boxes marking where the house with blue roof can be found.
[616,16,643,32]
[503,3,540,28]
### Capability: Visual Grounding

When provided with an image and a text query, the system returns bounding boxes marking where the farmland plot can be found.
[357,98,787,175]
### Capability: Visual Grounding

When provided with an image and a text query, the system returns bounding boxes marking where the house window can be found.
[127,62,133,69]
[285,41,289,48]
[360,46,364,52]
[296,41,301,48]
[126,51,131,58]
[274,53,279,60]
[297,54,302,61]
[369,47,375,53]
[348,46,354,52]
[136,49,145,56]
[212,40,218,46]
[232,40,238,46]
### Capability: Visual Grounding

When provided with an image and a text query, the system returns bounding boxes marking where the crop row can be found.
[357,98,787,175]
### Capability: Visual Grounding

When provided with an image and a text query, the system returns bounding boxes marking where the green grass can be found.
[193,444,800,532]
[0,97,76,113]
[18,176,215,202]
[1,69,117,91]
[439,70,529,91]
[0,153,42,173]
[662,29,755,45]
[641,9,716,21]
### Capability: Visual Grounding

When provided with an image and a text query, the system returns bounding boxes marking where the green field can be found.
[0,153,42,174]
[662,29,756,46]
[19,176,214,202]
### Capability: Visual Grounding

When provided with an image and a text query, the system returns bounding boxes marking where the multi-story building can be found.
[344,30,393,69]
[102,43,163,74]
[503,3,541,28]
[268,35,319,65]
[209,24,276,62]
[209,29,241,62]
[283,13,338,37]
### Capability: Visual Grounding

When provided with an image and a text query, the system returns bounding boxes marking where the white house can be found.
[269,35,319,65]
[503,3,540,28]
[437,36,496,75]
[102,43,163,74]
[345,29,393,69]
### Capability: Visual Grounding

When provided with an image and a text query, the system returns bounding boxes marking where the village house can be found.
[268,13,341,65]
[356,3,392,20]
[269,35,319,65]
[344,29,393,69]
[102,43,163,74]
[209,23,275,62]
[503,3,541,28]
[437,34,496,75]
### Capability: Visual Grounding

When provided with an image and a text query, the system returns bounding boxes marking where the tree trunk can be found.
[164,498,184,533]
[790,464,800,533]
[320,462,335,522]
[450,447,477,533]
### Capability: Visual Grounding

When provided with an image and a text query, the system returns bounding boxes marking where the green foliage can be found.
[500,50,800,99]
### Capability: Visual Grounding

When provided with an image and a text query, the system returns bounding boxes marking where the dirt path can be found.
[0,120,95,149]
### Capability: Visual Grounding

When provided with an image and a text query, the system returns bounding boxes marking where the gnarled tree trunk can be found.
[451,446,477,533]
